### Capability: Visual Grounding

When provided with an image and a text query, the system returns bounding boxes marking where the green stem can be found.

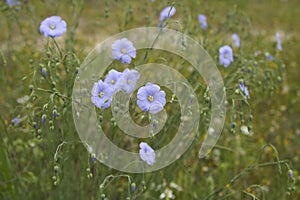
[51,37,63,58]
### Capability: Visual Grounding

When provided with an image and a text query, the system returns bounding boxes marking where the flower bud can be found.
[131,182,136,191]
[288,169,294,180]
[41,68,47,77]
[53,110,57,119]
[42,114,47,124]
[54,165,59,173]
[91,153,96,163]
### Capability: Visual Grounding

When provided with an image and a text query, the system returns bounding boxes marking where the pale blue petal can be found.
[154,90,166,106]
[149,102,164,114]
[137,99,151,111]
[121,55,132,64]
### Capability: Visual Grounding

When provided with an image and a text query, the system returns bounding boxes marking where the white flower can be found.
[170,182,182,191]
[241,125,253,136]
[17,95,29,104]
[208,127,215,135]
[88,146,93,154]
[160,189,175,199]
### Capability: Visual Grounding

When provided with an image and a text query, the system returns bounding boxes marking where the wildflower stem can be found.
[35,87,71,101]
[142,26,164,62]
[258,143,282,174]
[246,184,266,200]
[53,140,83,162]
[51,37,63,58]
[213,145,235,153]
[203,159,291,200]
[242,191,258,200]
[99,174,132,192]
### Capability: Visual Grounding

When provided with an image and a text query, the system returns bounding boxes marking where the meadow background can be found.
[0,0,299,199]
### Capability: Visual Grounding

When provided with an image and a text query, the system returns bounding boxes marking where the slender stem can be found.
[53,140,82,162]
[51,37,63,58]
[203,159,290,200]
[35,87,71,101]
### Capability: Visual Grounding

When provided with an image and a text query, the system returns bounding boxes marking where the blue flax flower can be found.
[13,117,20,125]
[232,33,240,47]
[91,80,114,109]
[42,115,46,124]
[131,183,136,191]
[137,83,166,114]
[6,0,20,7]
[53,109,57,119]
[265,52,274,61]
[41,68,47,77]
[40,16,67,38]
[276,33,282,51]
[198,14,207,29]
[104,69,122,92]
[239,82,250,99]
[288,170,294,180]
[116,69,140,94]
[91,153,96,164]
[112,38,136,64]
[160,6,176,21]
[139,142,155,165]
[219,45,234,67]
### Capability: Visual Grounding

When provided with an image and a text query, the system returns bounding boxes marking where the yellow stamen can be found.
[50,24,56,30]
[98,92,104,97]
[148,95,154,102]
[121,48,127,54]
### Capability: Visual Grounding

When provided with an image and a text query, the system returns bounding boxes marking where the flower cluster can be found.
[91,40,168,166]
[91,68,140,109]
[219,31,281,67]
[6,0,20,7]
[197,14,235,68]
[91,70,164,165]
[239,82,250,99]
[91,69,166,166]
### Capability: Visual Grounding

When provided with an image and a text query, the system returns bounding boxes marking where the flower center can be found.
[148,95,154,102]
[98,92,104,98]
[121,48,127,54]
[127,79,131,84]
[224,53,228,58]
[146,151,150,155]
[50,24,56,30]
[111,80,115,84]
